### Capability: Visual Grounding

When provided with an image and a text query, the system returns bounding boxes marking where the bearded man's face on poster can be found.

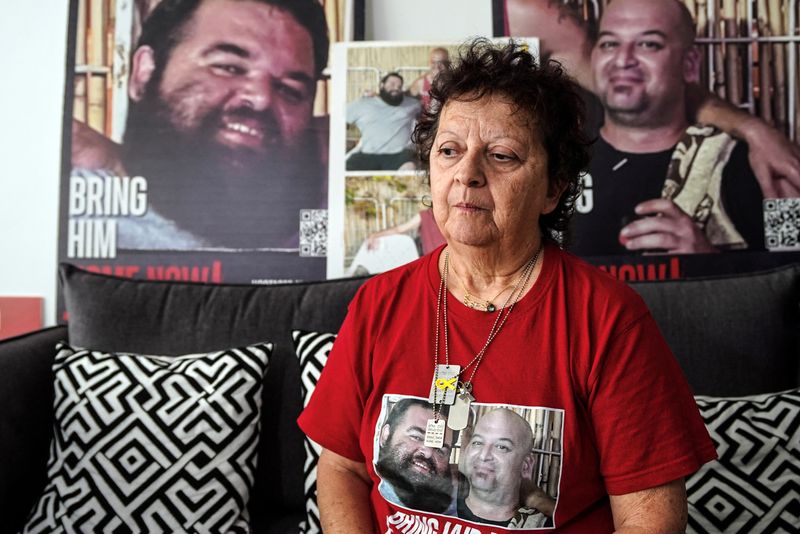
[125,0,317,189]
[116,0,328,247]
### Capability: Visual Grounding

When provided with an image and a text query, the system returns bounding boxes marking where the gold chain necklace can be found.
[425,244,543,447]
[451,266,515,313]
[462,285,513,313]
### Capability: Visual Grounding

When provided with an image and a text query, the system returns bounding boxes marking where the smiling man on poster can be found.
[570,0,765,256]
[70,0,329,252]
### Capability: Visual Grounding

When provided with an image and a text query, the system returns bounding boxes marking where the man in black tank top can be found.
[569,0,763,257]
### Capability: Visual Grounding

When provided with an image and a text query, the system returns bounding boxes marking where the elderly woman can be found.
[299,40,715,532]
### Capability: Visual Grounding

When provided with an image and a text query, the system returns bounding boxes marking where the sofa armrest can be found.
[0,326,66,533]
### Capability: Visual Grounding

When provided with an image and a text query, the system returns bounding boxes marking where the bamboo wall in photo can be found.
[563,0,800,141]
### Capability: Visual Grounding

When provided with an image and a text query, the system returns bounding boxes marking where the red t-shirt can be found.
[299,244,716,532]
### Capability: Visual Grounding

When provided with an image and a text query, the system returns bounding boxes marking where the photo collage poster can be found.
[57,0,347,320]
[326,39,540,279]
[492,0,800,281]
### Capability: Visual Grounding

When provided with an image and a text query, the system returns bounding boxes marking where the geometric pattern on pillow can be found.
[23,341,271,534]
[292,330,336,534]
[687,388,800,533]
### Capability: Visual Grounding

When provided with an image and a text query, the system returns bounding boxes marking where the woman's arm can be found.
[609,478,688,534]
[317,448,374,533]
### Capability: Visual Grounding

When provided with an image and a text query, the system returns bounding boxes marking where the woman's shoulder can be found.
[551,246,650,314]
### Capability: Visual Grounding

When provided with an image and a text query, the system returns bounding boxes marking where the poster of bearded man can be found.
[58,0,339,319]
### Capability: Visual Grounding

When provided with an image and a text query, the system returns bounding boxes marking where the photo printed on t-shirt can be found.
[373,394,564,531]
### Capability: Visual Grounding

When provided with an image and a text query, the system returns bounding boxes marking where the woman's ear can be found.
[543,178,568,215]
[129,46,157,102]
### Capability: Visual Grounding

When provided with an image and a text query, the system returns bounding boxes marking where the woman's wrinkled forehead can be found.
[437,93,541,142]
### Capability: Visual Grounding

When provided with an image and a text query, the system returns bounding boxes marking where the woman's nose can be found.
[453,150,486,187]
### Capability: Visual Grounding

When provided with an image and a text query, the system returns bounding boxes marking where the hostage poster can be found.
[57,0,346,320]
[490,0,800,281]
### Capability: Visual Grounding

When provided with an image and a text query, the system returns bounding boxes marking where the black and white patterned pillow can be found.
[292,330,337,534]
[24,341,271,534]
[687,388,800,533]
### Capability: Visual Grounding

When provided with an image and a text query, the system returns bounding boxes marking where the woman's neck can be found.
[439,239,546,306]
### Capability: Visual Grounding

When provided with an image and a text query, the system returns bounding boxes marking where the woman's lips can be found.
[454,202,486,213]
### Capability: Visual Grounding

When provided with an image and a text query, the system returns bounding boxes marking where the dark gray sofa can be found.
[0,261,798,533]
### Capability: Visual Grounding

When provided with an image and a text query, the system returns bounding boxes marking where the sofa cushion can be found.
[687,388,800,533]
[23,342,270,533]
[59,264,368,527]
[0,326,67,533]
[292,330,337,534]
[629,263,800,396]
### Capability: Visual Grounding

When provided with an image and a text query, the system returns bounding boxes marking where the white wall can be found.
[365,0,491,41]
[0,3,69,326]
[0,0,490,326]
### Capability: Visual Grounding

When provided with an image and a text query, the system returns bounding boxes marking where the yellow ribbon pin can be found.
[435,377,457,391]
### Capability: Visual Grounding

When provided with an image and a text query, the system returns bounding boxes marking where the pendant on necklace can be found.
[463,292,496,313]
[448,384,475,430]
[424,418,446,448]
[428,364,461,405]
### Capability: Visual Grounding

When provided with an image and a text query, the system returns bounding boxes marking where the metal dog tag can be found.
[424,419,446,448]
[447,388,474,431]
[428,364,461,406]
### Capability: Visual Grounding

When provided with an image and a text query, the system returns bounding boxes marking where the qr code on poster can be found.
[764,198,800,250]
[299,209,327,257]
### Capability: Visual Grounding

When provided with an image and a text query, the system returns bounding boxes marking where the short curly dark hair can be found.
[412,39,591,246]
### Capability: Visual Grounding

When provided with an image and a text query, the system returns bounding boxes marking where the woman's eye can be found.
[492,152,516,162]
[439,147,457,157]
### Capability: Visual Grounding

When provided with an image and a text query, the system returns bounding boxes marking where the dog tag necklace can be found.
[448,382,475,431]
[426,265,458,447]
[426,244,541,443]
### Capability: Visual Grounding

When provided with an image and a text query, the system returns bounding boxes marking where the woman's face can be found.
[429,95,560,249]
